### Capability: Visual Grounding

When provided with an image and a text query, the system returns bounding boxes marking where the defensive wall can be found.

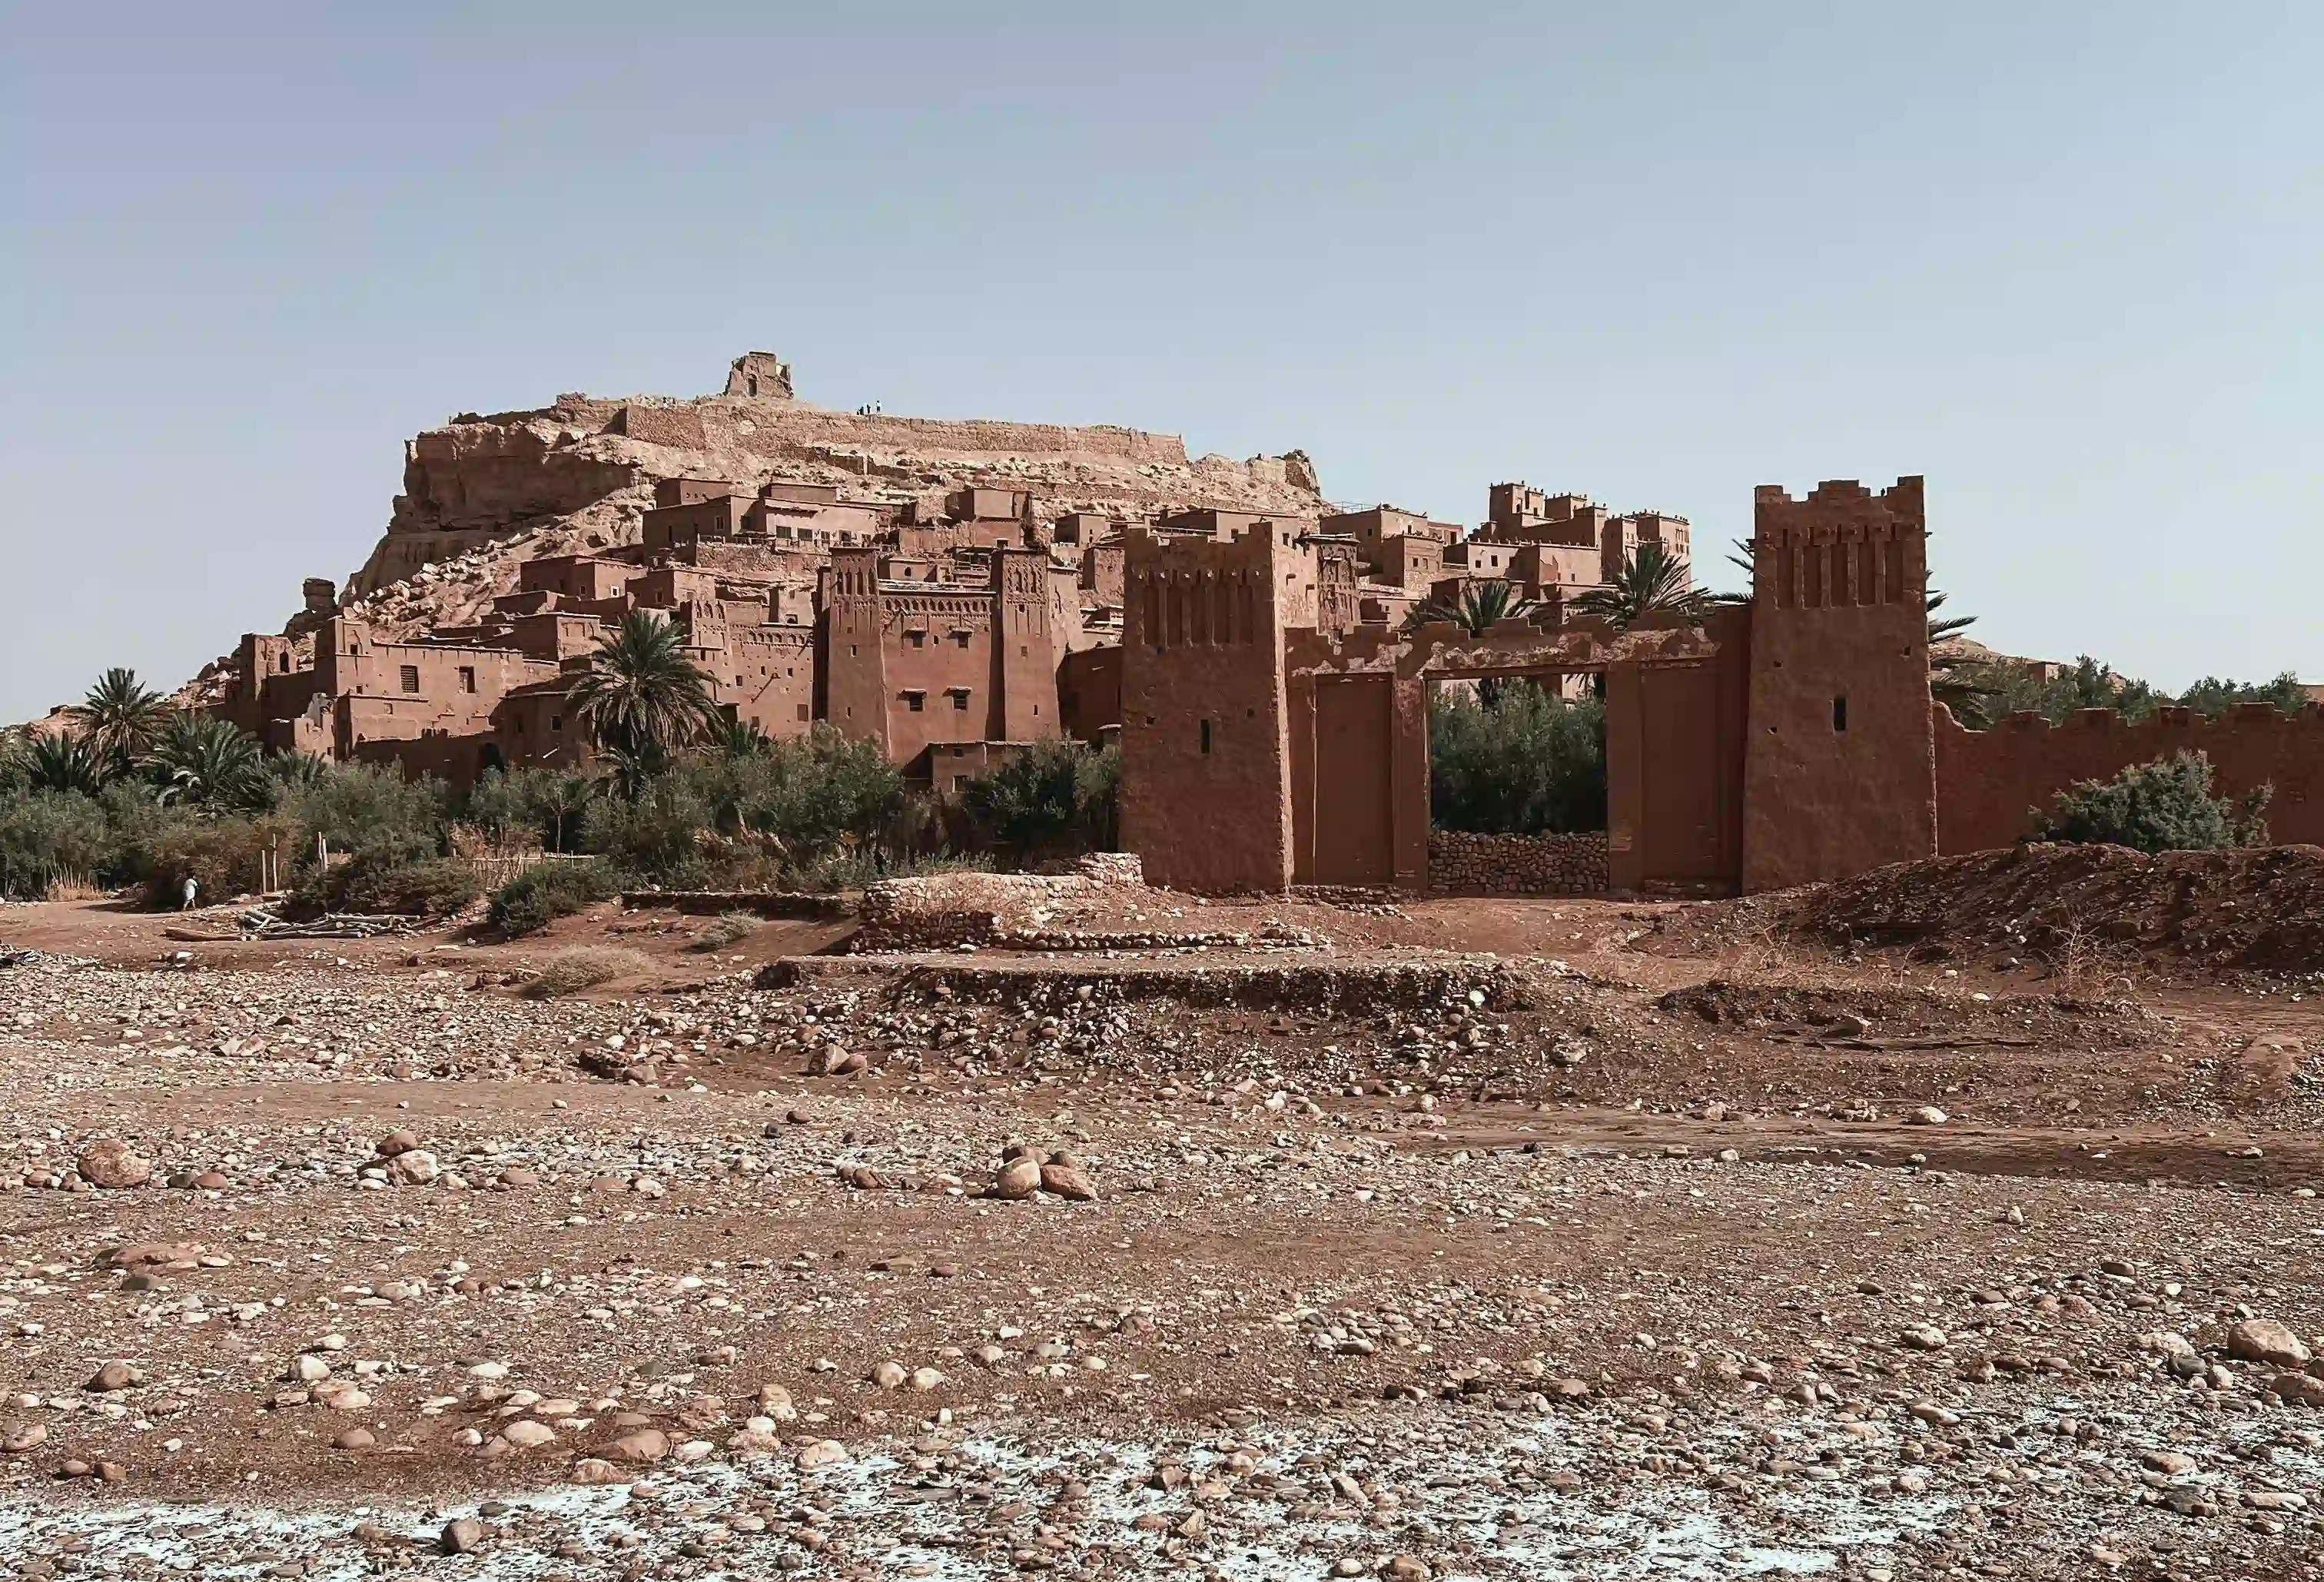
[1936,703,2324,852]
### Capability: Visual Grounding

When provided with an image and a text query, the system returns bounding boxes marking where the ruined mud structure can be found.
[195,357,2324,896]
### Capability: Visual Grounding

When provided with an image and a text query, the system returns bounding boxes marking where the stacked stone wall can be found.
[1426,831,1609,895]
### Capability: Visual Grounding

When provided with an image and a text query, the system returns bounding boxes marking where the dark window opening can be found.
[1199,718,1213,755]
[399,664,420,693]
[1832,695,1848,733]
[458,666,476,694]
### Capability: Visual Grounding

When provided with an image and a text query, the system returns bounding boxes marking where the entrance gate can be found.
[1290,607,1750,894]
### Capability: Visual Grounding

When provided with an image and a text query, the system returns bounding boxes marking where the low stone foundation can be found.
[1427,830,1609,896]
[852,853,1149,952]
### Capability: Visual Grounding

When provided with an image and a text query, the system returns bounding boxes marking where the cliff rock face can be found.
[186,360,1326,702]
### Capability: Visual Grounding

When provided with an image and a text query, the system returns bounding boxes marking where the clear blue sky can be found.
[3,4,2317,720]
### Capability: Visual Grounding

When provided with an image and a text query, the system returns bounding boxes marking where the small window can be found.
[951,630,971,648]
[399,664,420,693]
[1200,719,1213,755]
[1832,695,1848,733]
[796,703,810,722]
[550,714,561,732]
[458,666,476,694]
[906,630,927,648]
[949,689,970,711]
[903,691,925,713]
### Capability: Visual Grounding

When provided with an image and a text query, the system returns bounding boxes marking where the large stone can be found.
[2224,1318,2311,1369]
[86,1361,138,1393]
[1040,1159,1099,1201]
[612,1428,668,1463]
[384,1149,439,1186]
[989,1158,1041,1201]
[797,1438,849,1470]
[76,1140,151,1190]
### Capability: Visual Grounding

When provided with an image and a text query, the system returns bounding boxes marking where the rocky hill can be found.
[184,354,1324,701]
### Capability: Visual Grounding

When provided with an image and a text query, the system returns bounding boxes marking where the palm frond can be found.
[1404,579,1538,637]
[144,714,272,811]
[1568,543,1709,630]
[73,667,172,772]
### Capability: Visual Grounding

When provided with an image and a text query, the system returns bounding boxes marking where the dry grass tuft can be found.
[520,946,655,999]
[686,911,763,953]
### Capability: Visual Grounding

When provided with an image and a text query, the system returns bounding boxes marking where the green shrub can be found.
[2030,749,2269,855]
[290,852,483,919]
[463,766,598,854]
[581,775,713,886]
[1953,656,2310,729]
[2174,673,2310,719]
[779,846,995,893]
[126,812,299,909]
[690,725,906,859]
[279,761,451,867]
[1429,686,1605,835]
[958,739,1119,862]
[487,858,621,936]
[0,789,111,900]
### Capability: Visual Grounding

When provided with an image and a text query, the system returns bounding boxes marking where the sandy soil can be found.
[2,888,2321,1580]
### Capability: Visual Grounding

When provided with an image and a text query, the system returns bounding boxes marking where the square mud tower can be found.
[1119,528,1300,892]
[1741,477,1936,890]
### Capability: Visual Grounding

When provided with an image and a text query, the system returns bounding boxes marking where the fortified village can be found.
[196,351,2324,897]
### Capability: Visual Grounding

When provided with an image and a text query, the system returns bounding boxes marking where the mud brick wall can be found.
[1426,831,1609,895]
[1936,703,2324,853]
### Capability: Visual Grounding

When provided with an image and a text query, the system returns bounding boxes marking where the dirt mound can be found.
[1790,842,2324,975]
[1655,979,2150,1049]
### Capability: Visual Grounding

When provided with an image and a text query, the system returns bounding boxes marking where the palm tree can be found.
[17,733,110,798]
[1406,580,1540,707]
[146,714,272,810]
[566,613,725,772]
[74,668,171,773]
[1405,578,1538,636]
[1569,542,1711,630]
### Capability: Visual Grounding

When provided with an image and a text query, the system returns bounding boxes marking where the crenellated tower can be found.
[1741,477,1936,889]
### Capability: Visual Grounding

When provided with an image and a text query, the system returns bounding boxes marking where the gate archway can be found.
[1287,606,1749,894]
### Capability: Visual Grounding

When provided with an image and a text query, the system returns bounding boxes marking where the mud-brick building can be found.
[818,545,1065,778]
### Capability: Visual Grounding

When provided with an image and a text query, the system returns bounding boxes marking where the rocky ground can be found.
[2,887,2321,1580]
